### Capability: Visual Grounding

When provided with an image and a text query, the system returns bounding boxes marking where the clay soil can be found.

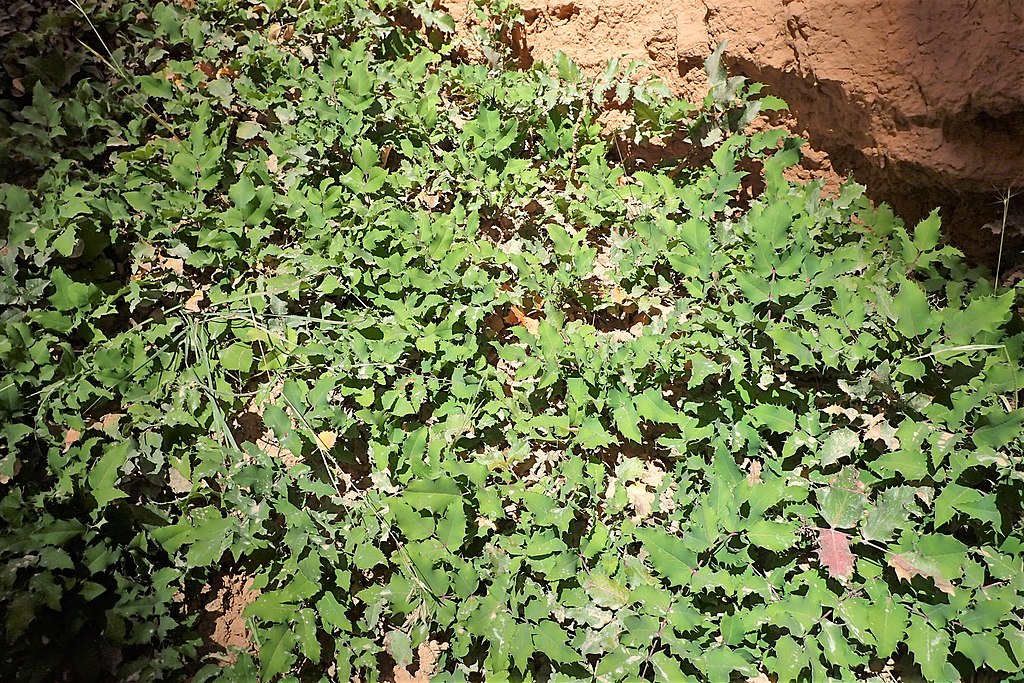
[445,0,1024,268]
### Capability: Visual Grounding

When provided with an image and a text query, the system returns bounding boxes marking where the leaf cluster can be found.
[1,1,1023,682]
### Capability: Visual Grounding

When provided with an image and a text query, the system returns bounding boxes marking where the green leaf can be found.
[892,279,932,337]
[635,528,697,587]
[220,342,253,372]
[944,291,1014,344]
[88,441,131,491]
[973,408,1024,450]
[818,428,858,466]
[633,389,682,425]
[610,390,643,443]
[403,477,461,513]
[295,608,321,662]
[49,268,96,311]
[862,486,917,541]
[533,620,580,664]
[869,597,909,658]
[386,630,414,667]
[817,474,867,529]
[913,210,941,251]
[934,483,1001,529]
[768,635,806,682]
[236,121,262,140]
[316,592,351,633]
[906,616,952,683]
[576,417,615,449]
[437,502,467,549]
[229,173,256,212]
[259,624,297,681]
[954,631,1016,672]
[584,573,630,610]
[746,519,798,552]
[748,404,796,433]
[353,543,386,570]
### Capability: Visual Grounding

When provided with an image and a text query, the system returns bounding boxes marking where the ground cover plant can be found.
[1,0,1024,681]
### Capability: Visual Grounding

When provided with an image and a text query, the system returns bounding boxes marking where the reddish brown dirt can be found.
[445,0,1024,264]
[196,574,260,664]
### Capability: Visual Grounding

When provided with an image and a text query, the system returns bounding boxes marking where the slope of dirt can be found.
[446,0,1024,264]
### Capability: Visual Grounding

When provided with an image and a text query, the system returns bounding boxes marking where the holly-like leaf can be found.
[906,616,953,682]
[635,528,697,587]
[889,552,955,595]
[818,428,858,466]
[533,620,580,664]
[934,483,1001,529]
[403,477,461,513]
[748,404,796,433]
[746,519,798,552]
[862,486,918,541]
[869,597,909,657]
[817,470,867,529]
[259,624,297,681]
[817,528,855,581]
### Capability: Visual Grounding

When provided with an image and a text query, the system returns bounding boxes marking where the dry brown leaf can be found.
[267,23,281,42]
[316,430,338,452]
[196,61,216,79]
[163,257,185,275]
[168,467,192,493]
[817,528,855,581]
[863,413,901,450]
[626,482,655,519]
[63,427,82,453]
[504,306,540,335]
[184,290,205,312]
[97,413,123,431]
[746,459,763,485]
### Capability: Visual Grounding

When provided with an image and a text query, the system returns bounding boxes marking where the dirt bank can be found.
[447,0,1024,264]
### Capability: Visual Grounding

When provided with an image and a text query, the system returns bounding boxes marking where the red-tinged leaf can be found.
[63,427,82,453]
[817,528,855,581]
[888,552,955,596]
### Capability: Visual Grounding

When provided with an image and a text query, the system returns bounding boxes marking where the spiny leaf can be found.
[817,528,855,581]
[889,552,955,596]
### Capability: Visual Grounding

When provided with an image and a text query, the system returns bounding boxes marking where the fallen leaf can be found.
[817,528,855,581]
[483,312,505,334]
[863,413,900,450]
[196,61,216,79]
[97,413,123,431]
[316,431,337,452]
[504,306,539,335]
[266,23,281,42]
[626,482,655,519]
[889,552,955,595]
[63,427,82,452]
[746,459,763,485]
[184,290,205,312]
[168,467,192,493]
[163,257,185,275]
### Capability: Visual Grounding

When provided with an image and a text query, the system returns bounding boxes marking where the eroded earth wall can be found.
[448,0,1024,263]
